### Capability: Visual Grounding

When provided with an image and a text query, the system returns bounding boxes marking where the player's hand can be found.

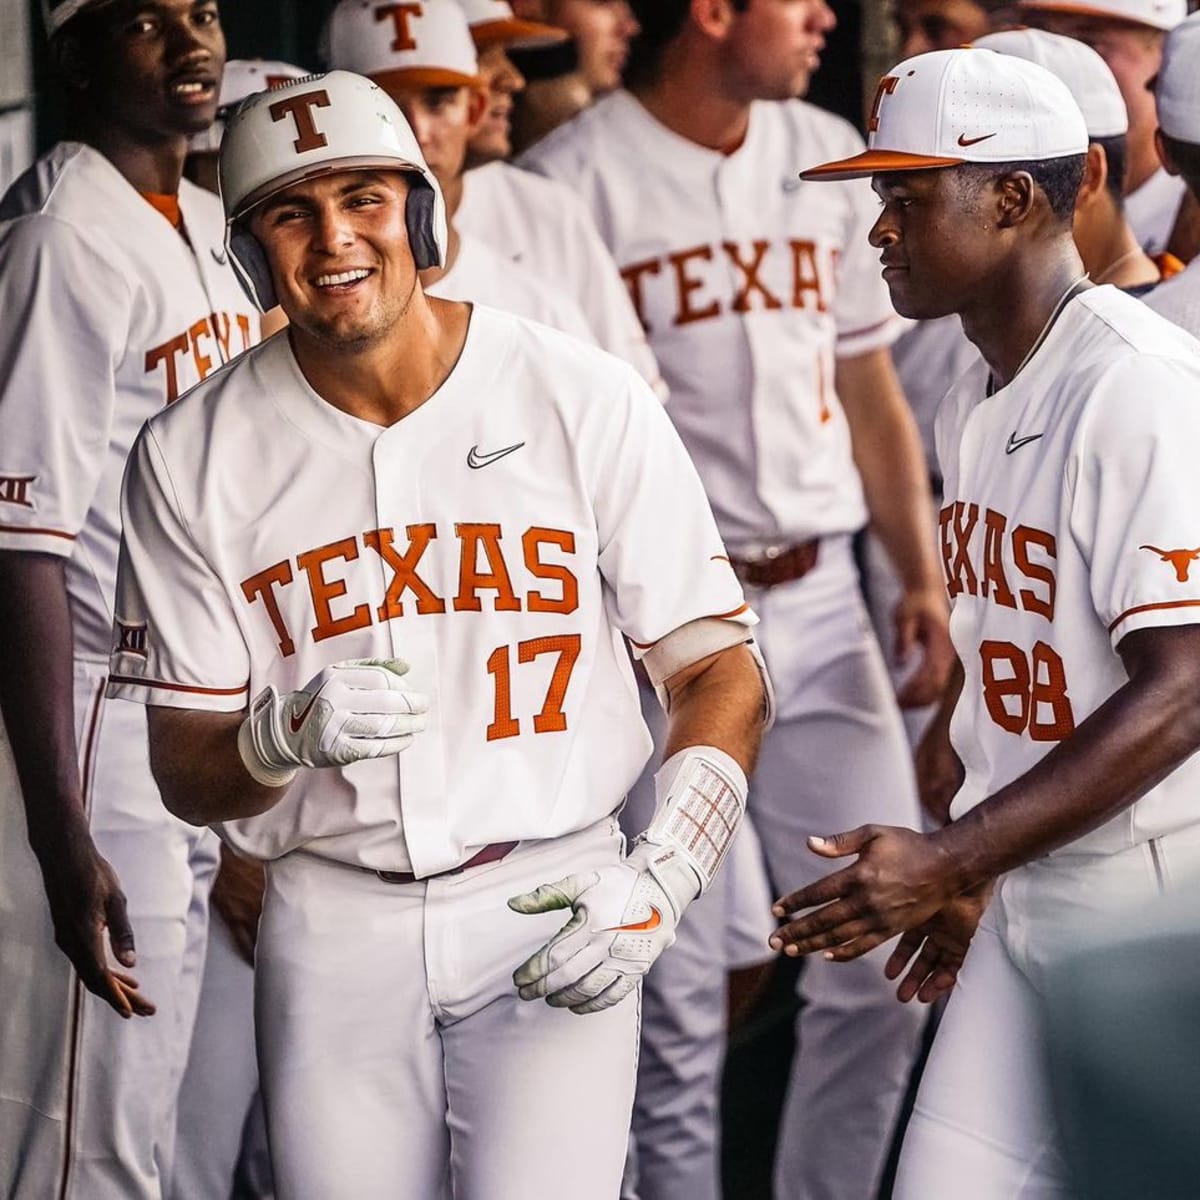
[883,883,992,1004]
[239,658,429,786]
[914,715,964,827]
[210,845,265,966]
[893,586,954,709]
[39,830,155,1019]
[769,824,962,962]
[507,843,689,1015]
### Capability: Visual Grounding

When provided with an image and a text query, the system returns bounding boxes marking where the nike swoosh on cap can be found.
[957,132,997,147]
[604,906,663,934]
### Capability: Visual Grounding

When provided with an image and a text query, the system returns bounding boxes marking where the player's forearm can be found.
[836,348,941,595]
[932,626,1200,888]
[0,552,92,858]
[147,706,286,825]
[662,643,767,779]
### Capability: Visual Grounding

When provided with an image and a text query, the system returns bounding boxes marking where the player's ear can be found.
[466,84,489,134]
[1075,143,1107,210]
[993,170,1036,230]
[691,0,738,41]
[50,29,93,92]
[1156,128,1181,177]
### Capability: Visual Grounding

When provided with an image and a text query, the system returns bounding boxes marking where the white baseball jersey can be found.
[108,308,754,874]
[0,142,259,663]
[935,285,1200,854]
[521,92,900,555]
[1145,253,1200,338]
[1125,165,1187,256]
[457,161,667,399]
[425,231,596,342]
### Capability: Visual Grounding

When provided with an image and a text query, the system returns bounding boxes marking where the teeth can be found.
[173,80,207,96]
[315,269,370,287]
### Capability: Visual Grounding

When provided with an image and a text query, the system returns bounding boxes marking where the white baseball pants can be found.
[0,660,216,1200]
[895,826,1200,1199]
[255,817,640,1200]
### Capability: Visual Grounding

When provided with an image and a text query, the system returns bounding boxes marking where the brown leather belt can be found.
[729,538,820,590]
[373,840,519,885]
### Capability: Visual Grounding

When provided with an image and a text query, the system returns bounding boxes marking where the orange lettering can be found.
[1013,525,1057,621]
[236,313,253,351]
[724,240,783,313]
[269,90,332,153]
[669,245,720,326]
[241,559,297,657]
[189,317,214,381]
[620,257,662,332]
[949,501,980,598]
[363,524,446,619]
[296,537,372,642]
[145,333,189,404]
[981,509,1016,609]
[454,524,521,612]
[376,2,423,50]
[789,239,826,312]
[519,634,581,734]
[523,528,578,614]
[868,75,899,134]
[210,311,232,360]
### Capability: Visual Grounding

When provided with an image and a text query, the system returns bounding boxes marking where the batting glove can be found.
[507,841,701,1015]
[238,658,428,787]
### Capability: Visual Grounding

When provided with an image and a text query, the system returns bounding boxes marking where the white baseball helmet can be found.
[188,59,310,156]
[218,69,448,311]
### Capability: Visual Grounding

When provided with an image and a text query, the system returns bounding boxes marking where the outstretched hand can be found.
[769,824,964,962]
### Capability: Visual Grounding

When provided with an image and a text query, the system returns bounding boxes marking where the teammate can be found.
[1019,0,1188,255]
[453,0,668,398]
[776,47,1200,1197]
[523,3,953,1197]
[893,0,1004,56]
[1146,13,1200,334]
[512,0,639,97]
[977,28,1164,293]
[323,0,592,336]
[108,71,770,1200]
[0,2,258,1197]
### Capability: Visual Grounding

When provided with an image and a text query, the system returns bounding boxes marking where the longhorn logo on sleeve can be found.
[1139,545,1200,583]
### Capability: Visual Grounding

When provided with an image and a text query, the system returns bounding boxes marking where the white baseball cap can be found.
[322,0,482,91]
[801,48,1089,181]
[1157,11,1200,143]
[453,0,566,48]
[974,29,1127,139]
[189,60,310,155]
[1018,0,1185,32]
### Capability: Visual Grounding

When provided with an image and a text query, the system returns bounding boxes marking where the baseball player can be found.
[522,4,954,1198]
[452,0,668,398]
[894,0,1005,56]
[1020,0,1189,256]
[323,0,594,337]
[108,70,770,1200]
[0,2,258,1197]
[511,0,639,98]
[1146,13,1200,335]
[777,47,1200,1198]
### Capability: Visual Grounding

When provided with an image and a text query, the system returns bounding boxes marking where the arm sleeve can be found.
[590,367,755,652]
[1069,356,1200,646]
[832,169,900,359]
[0,216,128,554]
[107,426,251,711]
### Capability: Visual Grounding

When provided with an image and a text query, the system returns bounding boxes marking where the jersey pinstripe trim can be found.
[107,673,249,697]
[0,522,76,541]
[836,315,894,342]
[1108,598,1200,634]
[627,603,750,650]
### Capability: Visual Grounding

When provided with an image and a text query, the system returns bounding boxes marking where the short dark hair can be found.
[626,0,750,86]
[953,154,1087,222]
[1093,134,1126,206]
[1159,132,1200,201]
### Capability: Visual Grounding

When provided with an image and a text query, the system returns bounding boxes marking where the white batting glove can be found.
[238,658,428,787]
[507,841,701,1015]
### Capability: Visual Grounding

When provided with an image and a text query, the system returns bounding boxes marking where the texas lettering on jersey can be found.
[146,310,256,404]
[240,522,581,657]
[620,237,833,332]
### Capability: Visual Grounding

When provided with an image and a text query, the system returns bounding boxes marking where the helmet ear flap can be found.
[405,182,444,270]
[228,226,278,312]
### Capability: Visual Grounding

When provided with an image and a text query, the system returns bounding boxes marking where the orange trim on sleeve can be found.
[0,522,76,541]
[108,673,249,697]
[1108,599,1200,634]
[711,555,731,564]
[837,316,894,343]
[628,603,751,650]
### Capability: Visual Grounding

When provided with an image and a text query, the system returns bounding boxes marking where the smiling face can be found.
[68,0,226,139]
[725,0,838,102]
[249,170,421,352]
[869,168,1001,319]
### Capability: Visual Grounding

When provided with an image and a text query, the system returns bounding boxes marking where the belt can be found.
[373,840,519,885]
[729,538,820,590]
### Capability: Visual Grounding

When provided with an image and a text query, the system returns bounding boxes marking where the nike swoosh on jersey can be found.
[1005,432,1043,455]
[467,442,525,470]
[957,132,997,147]
[604,906,663,934]
[288,692,321,734]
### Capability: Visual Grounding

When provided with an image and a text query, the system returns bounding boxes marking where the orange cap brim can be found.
[800,148,966,181]
[1017,0,1168,27]
[371,67,484,94]
[471,17,568,49]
